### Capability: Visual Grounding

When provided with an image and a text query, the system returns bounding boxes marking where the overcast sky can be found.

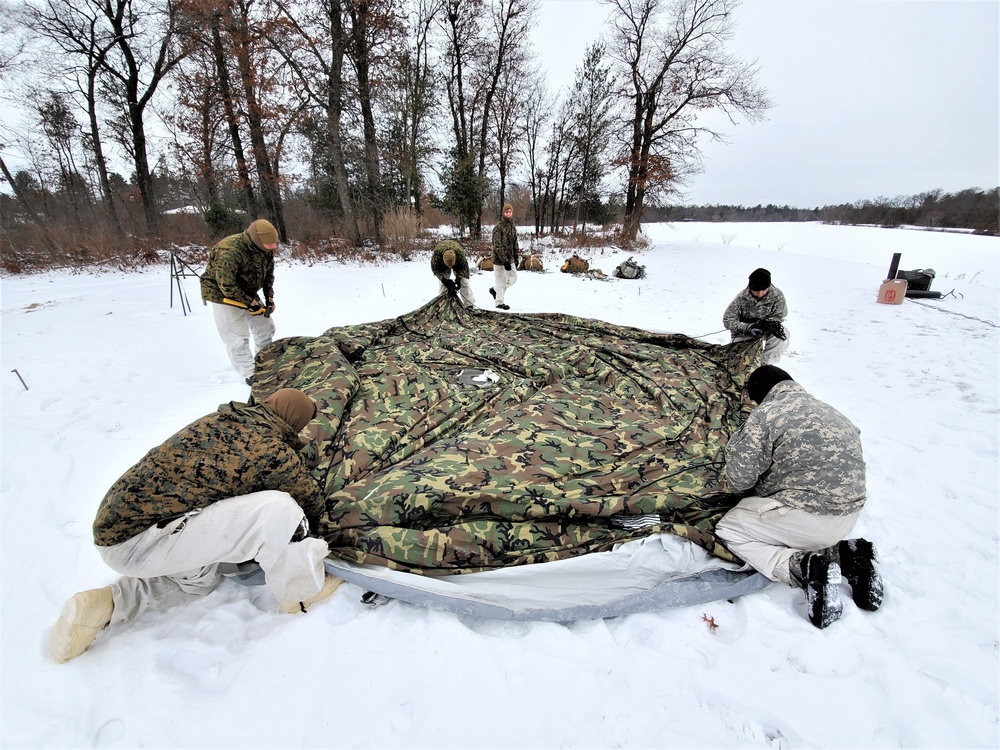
[532,0,1000,208]
[1,0,995,211]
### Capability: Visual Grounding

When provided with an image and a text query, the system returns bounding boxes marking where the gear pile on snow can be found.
[519,254,544,271]
[614,257,646,279]
[560,254,590,274]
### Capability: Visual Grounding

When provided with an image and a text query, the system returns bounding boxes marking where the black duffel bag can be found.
[895,268,935,291]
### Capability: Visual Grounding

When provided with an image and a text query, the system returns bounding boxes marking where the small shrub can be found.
[288,237,352,264]
[382,206,423,260]
[613,228,652,253]
[562,231,616,250]
[560,254,590,274]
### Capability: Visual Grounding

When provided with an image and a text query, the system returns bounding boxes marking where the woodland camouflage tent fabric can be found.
[250,294,762,576]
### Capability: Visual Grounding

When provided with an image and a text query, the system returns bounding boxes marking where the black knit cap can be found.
[749,268,771,292]
[746,365,793,404]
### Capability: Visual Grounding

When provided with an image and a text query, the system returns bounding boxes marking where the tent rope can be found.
[910,295,998,328]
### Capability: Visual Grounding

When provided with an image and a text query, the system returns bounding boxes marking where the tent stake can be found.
[11,369,28,390]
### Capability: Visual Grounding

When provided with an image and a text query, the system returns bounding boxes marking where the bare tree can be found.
[439,0,535,237]
[344,0,403,244]
[540,98,576,234]
[163,41,231,216]
[438,0,483,235]
[552,105,580,233]
[471,0,534,235]
[271,0,361,244]
[34,91,93,221]
[206,3,259,219]
[567,42,615,234]
[489,56,528,207]
[603,0,771,240]
[18,0,126,231]
[97,0,191,233]
[388,0,439,214]
[224,0,287,238]
[0,0,28,80]
[520,74,550,236]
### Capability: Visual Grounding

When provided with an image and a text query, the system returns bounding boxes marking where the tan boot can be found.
[50,587,115,663]
[280,574,344,614]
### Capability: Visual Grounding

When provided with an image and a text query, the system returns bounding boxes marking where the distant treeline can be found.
[646,187,998,235]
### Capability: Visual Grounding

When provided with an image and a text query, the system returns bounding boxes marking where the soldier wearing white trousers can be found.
[492,265,517,307]
[99,490,330,624]
[490,203,519,310]
[431,240,476,308]
[212,301,276,379]
[200,219,281,381]
[723,269,790,365]
[50,389,342,662]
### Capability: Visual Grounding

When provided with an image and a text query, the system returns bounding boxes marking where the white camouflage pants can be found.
[438,277,476,307]
[714,495,860,584]
[98,490,330,624]
[211,301,276,378]
[493,265,518,305]
[733,325,790,364]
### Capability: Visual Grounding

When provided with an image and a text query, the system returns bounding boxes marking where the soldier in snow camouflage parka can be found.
[50,389,340,664]
[716,366,884,629]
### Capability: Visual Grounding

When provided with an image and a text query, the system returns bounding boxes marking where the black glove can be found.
[757,319,787,340]
[503,262,511,271]
[441,277,458,297]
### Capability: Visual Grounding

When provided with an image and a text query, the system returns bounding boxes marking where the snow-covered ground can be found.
[2,221,997,748]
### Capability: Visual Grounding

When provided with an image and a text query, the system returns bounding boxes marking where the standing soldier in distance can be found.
[201,219,279,384]
[431,239,476,307]
[490,203,519,311]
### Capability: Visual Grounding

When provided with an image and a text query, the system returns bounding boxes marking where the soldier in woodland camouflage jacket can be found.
[93,396,324,545]
[431,240,475,307]
[716,366,883,628]
[490,203,519,309]
[50,389,340,663]
[201,219,279,380]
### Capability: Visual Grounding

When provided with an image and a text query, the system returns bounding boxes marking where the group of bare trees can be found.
[0,0,770,262]
[647,187,999,235]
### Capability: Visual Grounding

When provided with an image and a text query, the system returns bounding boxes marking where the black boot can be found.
[838,538,884,611]
[799,553,843,629]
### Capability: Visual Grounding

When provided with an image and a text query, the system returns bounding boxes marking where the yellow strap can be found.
[222,298,248,309]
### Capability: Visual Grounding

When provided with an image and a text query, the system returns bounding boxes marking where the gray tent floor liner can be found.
[323,533,770,621]
[225,533,770,621]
